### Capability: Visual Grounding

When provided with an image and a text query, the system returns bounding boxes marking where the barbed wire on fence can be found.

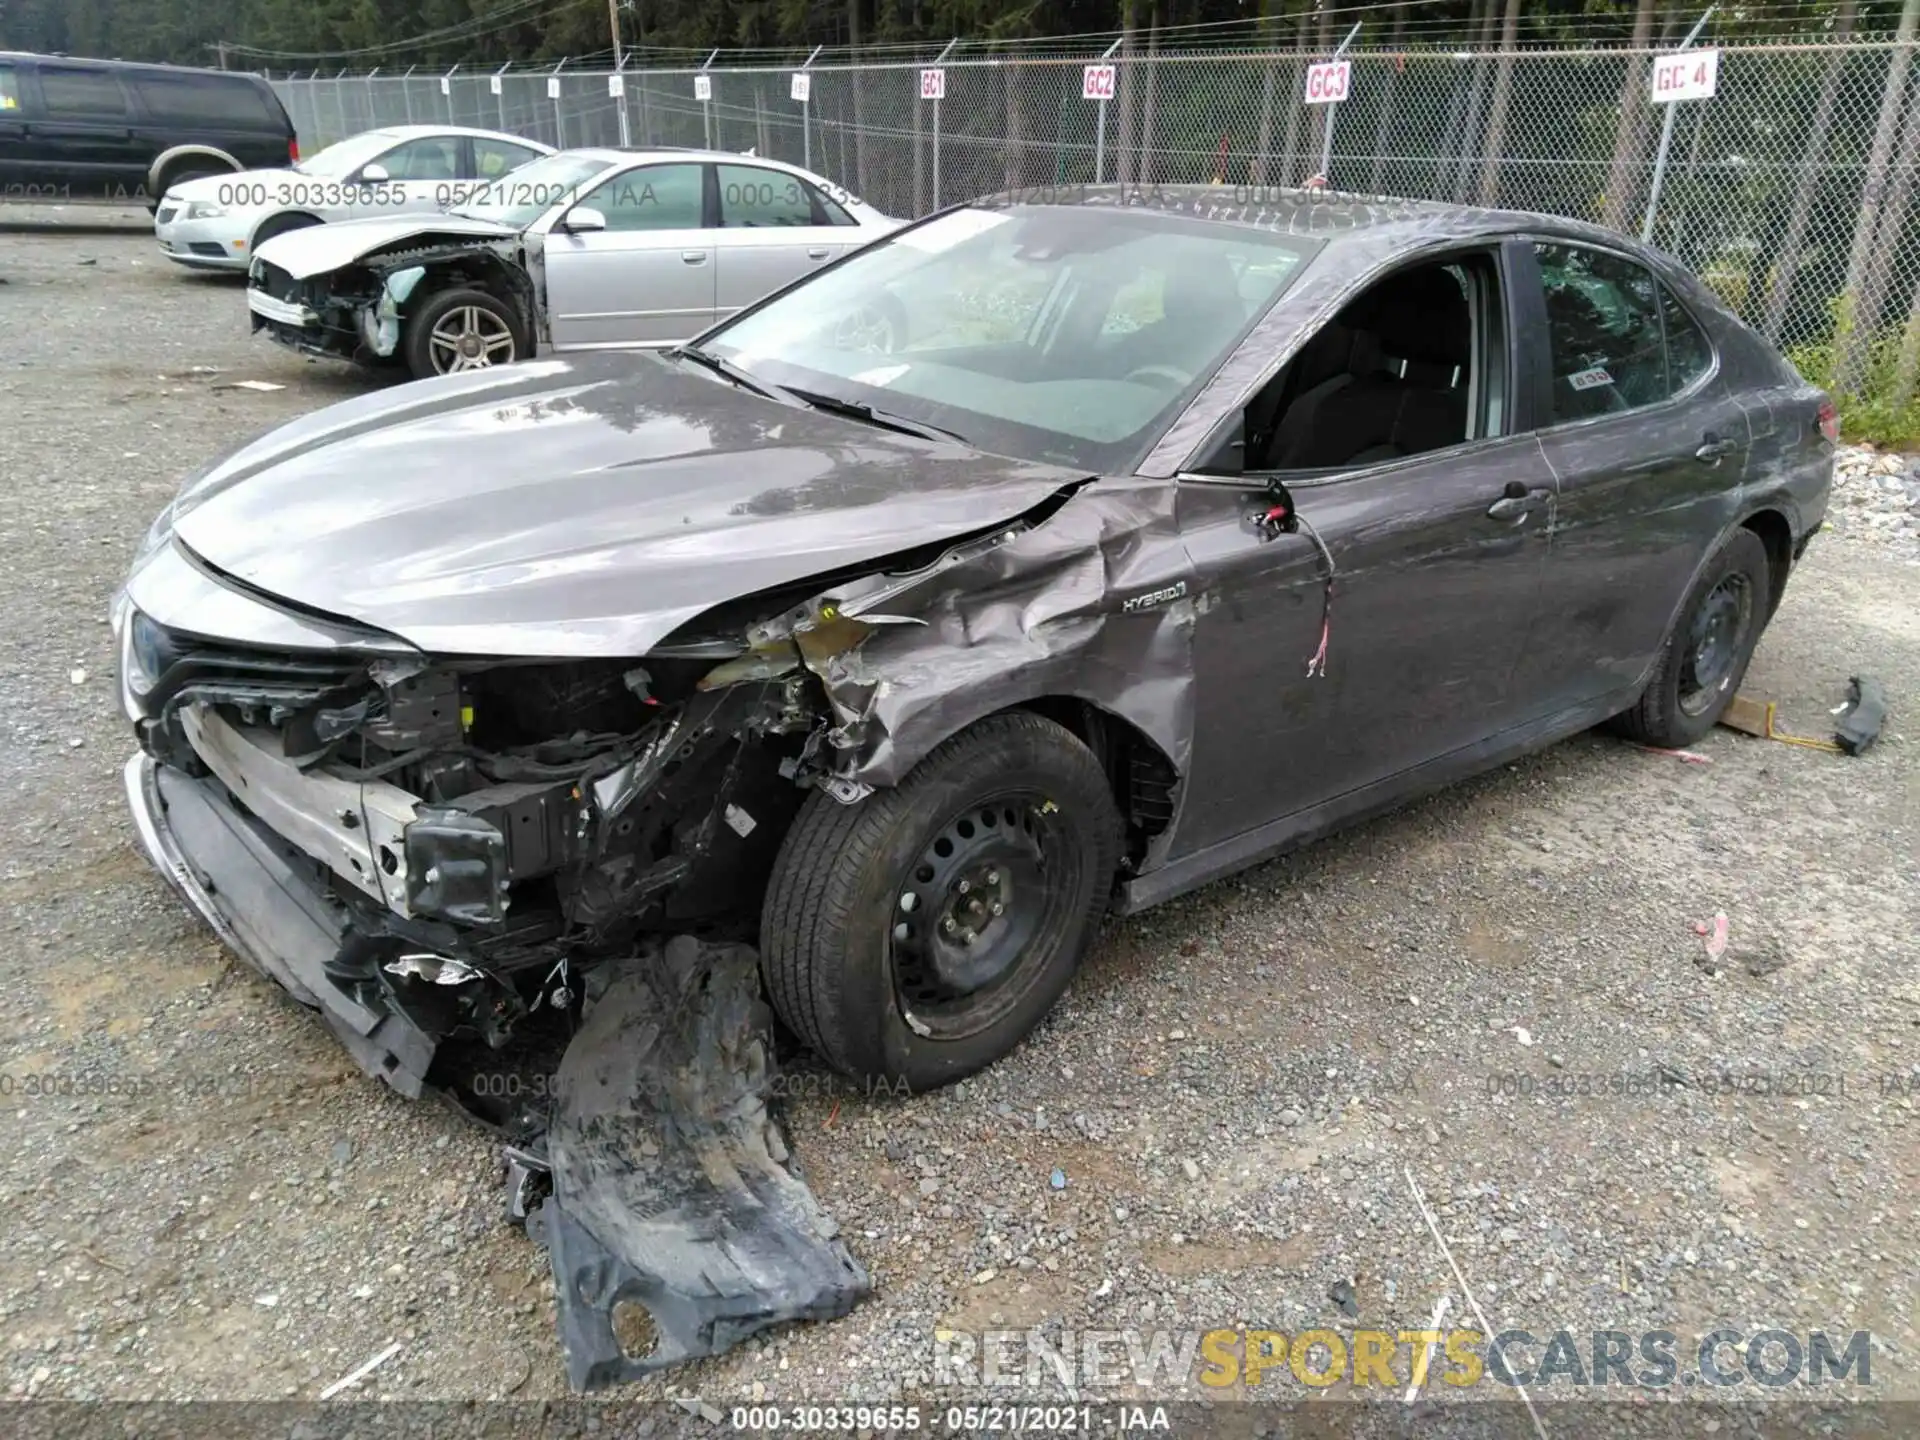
[272,37,1920,406]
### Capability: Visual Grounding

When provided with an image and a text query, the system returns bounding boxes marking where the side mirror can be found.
[357,162,390,184]
[563,206,608,234]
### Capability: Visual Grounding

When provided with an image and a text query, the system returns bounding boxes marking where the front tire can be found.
[1614,527,1771,747]
[761,712,1122,1092]
[403,287,527,379]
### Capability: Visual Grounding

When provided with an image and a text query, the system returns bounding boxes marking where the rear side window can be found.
[473,137,542,178]
[1533,242,1668,421]
[131,73,277,126]
[0,63,21,112]
[1661,285,1715,394]
[717,164,817,227]
[39,65,129,118]
[376,136,461,180]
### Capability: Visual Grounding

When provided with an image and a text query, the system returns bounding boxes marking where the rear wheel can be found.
[760,712,1121,1092]
[1613,527,1771,747]
[403,287,526,379]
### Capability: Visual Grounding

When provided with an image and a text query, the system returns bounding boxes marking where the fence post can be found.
[931,38,957,206]
[1639,6,1716,244]
[551,61,566,148]
[1094,36,1123,184]
[401,66,416,125]
[442,66,458,126]
[1317,22,1363,182]
[701,49,718,149]
[800,45,823,172]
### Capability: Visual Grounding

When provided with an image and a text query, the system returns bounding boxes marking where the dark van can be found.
[0,53,296,208]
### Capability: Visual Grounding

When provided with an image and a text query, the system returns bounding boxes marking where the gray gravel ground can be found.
[1,212,1915,1414]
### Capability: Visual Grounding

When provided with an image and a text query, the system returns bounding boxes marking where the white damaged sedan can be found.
[153,125,552,272]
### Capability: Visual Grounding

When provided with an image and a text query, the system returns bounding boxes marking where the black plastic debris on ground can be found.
[1835,675,1887,755]
[518,936,870,1390]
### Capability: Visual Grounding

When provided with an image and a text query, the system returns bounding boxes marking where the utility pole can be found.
[607,0,630,146]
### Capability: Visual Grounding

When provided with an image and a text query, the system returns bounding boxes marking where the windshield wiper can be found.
[670,345,786,401]
[780,386,969,446]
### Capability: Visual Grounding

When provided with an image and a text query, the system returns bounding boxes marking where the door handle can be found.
[1695,433,1738,462]
[806,246,831,259]
[681,250,708,265]
[1486,486,1550,521]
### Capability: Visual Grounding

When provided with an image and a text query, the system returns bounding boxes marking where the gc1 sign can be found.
[1304,60,1351,105]
[1652,47,1720,102]
[920,68,946,101]
[1082,64,1117,101]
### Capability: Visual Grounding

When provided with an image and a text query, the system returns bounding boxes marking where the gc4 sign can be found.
[920,68,946,101]
[1652,47,1720,102]
[791,72,811,103]
[1304,60,1351,105]
[1082,64,1117,101]
[694,73,712,101]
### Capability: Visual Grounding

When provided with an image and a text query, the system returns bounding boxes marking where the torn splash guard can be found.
[529,935,870,1390]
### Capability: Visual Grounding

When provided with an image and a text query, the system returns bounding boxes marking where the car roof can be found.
[353,123,556,148]
[0,50,270,82]
[972,182,1629,251]
[557,146,827,171]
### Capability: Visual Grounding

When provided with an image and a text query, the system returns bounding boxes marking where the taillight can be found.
[289,137,300,163]
[1817,398,1839,444]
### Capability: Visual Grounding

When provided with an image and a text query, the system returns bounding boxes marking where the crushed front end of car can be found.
[113,546,867,1385]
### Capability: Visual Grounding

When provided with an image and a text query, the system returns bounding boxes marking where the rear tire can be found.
[760,712,1121,1093]
[402,287,527,379]
[1613,527,1771,748]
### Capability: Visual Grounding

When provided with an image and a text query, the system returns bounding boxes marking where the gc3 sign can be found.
[1304,60,1351,105]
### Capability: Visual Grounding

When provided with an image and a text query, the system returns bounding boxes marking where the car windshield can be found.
[296,132,398,177]
[446,152,620,227]
[699,204,1316,471]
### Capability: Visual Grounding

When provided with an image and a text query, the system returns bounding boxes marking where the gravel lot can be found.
[1,212,1915,1414]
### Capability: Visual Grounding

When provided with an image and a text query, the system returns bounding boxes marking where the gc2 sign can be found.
[920,68,946,101]
[1304,60,1351,105]
[1652,47,1720,102]
[1082,64,1117,101]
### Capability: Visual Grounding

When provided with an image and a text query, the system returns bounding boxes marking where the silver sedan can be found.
[153,125,554,272]
[247,148,901,377]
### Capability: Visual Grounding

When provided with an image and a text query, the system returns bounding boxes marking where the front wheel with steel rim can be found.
[761,712,1122,1092]
[1613,526,1772,748]
[402,286,526,380]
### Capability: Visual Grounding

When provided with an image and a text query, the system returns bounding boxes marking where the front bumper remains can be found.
[125,746,871,1387]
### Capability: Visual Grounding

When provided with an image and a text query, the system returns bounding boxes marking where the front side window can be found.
[717,164,816,227]
[579,163,704,231]
[703,205,1314,471]
[39,66,128,118]
[1534,242,1669,421]
[0,63,19,112]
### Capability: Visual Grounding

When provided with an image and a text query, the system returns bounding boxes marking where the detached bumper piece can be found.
[126,751,870,1389]
[124,753,436,1094]
[532,937,870,1390]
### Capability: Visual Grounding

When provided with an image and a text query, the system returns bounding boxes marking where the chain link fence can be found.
[272,38,1920,403]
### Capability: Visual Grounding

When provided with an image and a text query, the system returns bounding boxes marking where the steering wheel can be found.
[1124,364,1189,389]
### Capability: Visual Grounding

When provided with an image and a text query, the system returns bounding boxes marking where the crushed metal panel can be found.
[537,936,869,1390]
[781,478,1195,821]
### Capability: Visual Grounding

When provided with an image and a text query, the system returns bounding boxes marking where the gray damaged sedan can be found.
[118,186,1832,1383]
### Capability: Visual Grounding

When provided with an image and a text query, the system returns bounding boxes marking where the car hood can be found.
[252,212,518,279]
[165,167,300,203]
[166,350,1086,658]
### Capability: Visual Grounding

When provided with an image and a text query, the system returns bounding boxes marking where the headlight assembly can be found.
[184,201,229,220]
